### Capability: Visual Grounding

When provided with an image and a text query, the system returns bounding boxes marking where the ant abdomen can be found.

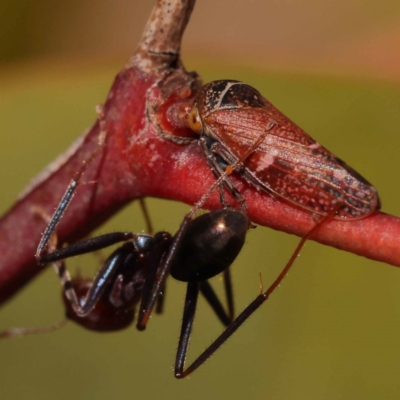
[170,209,249,282]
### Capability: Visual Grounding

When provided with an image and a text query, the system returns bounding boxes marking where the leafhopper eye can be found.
[188,107,202,133]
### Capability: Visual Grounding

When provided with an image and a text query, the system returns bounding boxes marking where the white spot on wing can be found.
[255,153,275,172]
[333,167,346,181]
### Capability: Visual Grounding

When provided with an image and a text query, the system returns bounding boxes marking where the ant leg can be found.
[40,232,134,264]
[174,210,336,378]
[198,121,277,212]
[183,122,277,227]
[175,281,200,376]
[136,216,193,330]
[197,268,236,326]
[136,233,173,328]
[199,137,245,208]
[156,280,167,314]
[223,268,235,321]
[36,160,90,259]
[199,281,231,326]
[35,139,106,260]
[138,198,154,234]
[41,231,137,317]
[218,184,229,209]
[139,195,166,315]
[175,286,265,378]
[61,243,135,317]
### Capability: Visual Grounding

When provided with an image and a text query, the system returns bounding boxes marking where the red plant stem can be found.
[0,0,399,306]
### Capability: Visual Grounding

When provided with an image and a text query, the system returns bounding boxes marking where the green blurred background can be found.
[1,1,400,399]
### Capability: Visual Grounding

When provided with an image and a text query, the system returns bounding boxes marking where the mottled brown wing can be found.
[205,106,380,219]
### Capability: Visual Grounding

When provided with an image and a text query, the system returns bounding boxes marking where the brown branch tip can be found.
[0,0,399,305]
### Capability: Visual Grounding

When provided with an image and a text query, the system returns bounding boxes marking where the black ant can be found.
[1,132,332,378]
[2,201,249,378]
